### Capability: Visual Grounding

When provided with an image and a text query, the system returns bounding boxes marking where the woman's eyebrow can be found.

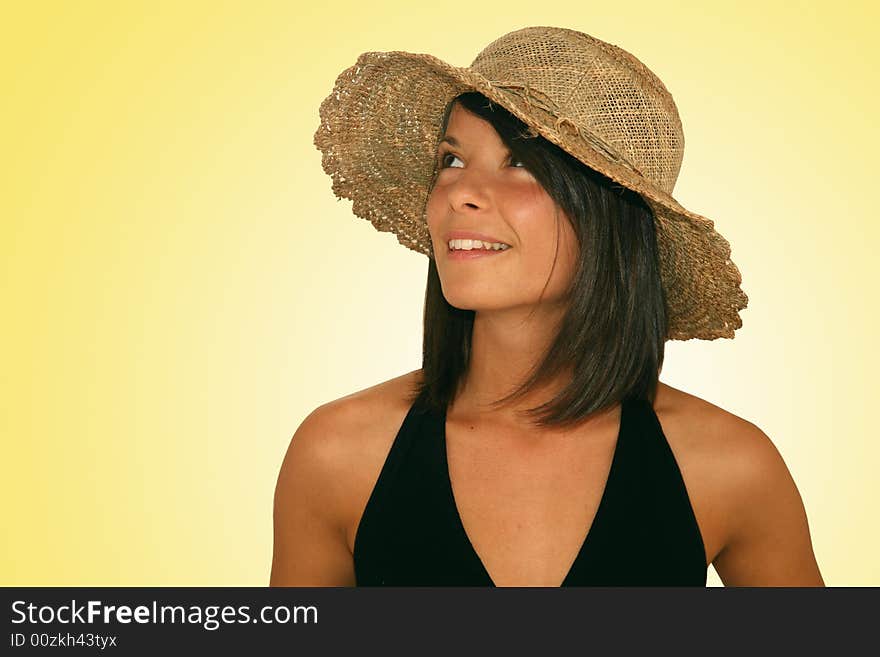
[437,135,512,156]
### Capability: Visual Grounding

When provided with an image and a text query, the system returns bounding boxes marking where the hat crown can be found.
[469,26,684,194]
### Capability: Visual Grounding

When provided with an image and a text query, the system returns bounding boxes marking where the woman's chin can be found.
[443,294,514,312]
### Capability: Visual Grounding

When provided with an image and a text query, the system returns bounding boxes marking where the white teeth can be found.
[448,239,510,251]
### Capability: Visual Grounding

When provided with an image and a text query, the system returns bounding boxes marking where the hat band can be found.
[486,79,646,179]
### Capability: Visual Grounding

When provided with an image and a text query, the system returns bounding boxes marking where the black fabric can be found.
[353,389,708,586]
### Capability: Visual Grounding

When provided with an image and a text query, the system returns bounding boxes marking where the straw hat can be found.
[313,26,748,340]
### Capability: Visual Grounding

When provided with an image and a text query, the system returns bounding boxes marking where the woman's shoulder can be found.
[653,381,804,569]
[289,369,424,550]
[654,382,769,448]
[310,368,423,437]
[292,369,422,481]
[653,381,781,479]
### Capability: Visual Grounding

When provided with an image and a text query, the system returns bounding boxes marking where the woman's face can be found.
[426,102,579,314]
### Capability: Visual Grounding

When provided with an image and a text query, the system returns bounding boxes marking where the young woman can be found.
[271,27,824,586]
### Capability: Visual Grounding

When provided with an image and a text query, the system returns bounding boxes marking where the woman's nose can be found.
[446,168,491,213]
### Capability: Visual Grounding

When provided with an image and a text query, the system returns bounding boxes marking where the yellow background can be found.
[2,1,877,586]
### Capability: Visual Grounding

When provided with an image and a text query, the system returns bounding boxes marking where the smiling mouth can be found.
[446,246,511,259]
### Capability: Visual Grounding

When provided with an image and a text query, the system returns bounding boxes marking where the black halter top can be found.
[353,390,708,586]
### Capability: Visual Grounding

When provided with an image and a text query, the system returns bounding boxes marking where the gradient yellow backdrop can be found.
[2,1,877,586]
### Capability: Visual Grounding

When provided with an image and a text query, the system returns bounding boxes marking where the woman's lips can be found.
[447,247,511,260]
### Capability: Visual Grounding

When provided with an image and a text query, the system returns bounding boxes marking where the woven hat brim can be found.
[314,50,748,340]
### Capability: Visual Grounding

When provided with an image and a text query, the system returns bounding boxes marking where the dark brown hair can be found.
[408,92,668,429]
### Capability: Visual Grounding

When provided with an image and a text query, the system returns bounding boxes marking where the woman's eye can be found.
[437,152,526,170]
[440,153,463,168]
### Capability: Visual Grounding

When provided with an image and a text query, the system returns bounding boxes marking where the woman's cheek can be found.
[425,191,444,230]
[500,184,555,225]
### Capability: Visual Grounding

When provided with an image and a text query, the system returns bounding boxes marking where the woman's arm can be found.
[712,423,825,586]
[270,405,357,586]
